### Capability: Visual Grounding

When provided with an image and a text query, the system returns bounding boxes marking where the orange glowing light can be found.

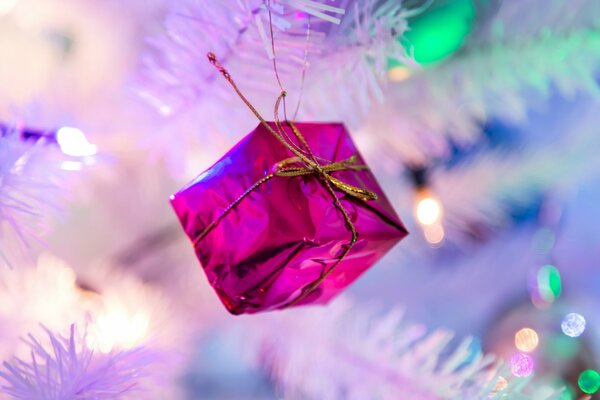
[86,305,150,353]
[514,327,539,353]
[415,192,443,226]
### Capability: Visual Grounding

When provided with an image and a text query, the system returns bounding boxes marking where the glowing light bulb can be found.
[56,126,97,157]
[414,188,445,246]
[561,313,586,338]
[510,353,534,377]
[514,328,539,352]
[86,307,150,353]
[0,0,18,16]
[415,193,443,226]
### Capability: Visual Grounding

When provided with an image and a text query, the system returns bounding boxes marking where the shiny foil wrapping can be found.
[170,122,408,314]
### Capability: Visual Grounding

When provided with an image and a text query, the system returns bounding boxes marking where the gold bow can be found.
[274,155,378,201]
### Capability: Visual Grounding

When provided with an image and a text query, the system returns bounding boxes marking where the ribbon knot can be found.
[273,155,378,201]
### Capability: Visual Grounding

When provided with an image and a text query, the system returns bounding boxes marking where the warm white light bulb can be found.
[416,196,442,226]
[56,126,97,157]
[414,189,445,246]
[86,307,150,353]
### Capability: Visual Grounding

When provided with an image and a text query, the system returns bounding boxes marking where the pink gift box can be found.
[170,122,407,314]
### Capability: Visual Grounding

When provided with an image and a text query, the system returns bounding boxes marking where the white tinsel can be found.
[237,299,561,399]
[0,131,65,266]
[0,325,148,400]
[139,0,413,171]
[0,254,190,399]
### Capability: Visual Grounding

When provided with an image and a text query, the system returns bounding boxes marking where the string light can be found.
[56,126,97,157]
[410,167,445,246]
[86,303,150,353]
[415,191,443,226]
[415,190,445,245]
[514,327,539,353]
[86,293,150,353]
[561,313,586,338]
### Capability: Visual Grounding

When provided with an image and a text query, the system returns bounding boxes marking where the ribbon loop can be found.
[327,175,379,201]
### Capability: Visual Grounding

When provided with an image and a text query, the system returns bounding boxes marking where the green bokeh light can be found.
[403,0,475,65]
[578,370,600,394]
[548,266,562,298]
[537,264,562,302]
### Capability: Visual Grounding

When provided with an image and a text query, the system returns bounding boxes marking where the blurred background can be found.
[0,0,599,399]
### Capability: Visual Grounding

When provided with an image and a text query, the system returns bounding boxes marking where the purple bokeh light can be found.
[511,353,534,377]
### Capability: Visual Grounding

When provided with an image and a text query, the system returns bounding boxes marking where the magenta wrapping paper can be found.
[171,122,408,314]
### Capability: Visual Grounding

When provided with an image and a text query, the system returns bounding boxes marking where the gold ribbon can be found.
[199,53,377,308]
[274,155,378,201]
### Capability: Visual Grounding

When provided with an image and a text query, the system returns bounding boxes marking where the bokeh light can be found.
[86,307,150,353]
[514,327,539,352]
[578,370,600,394]
[536,264,562,304]
[416,196,443,226]
[561,313,586,338]
[510,353,534,377]
[402,0,475,65]
[56,126,97,157]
